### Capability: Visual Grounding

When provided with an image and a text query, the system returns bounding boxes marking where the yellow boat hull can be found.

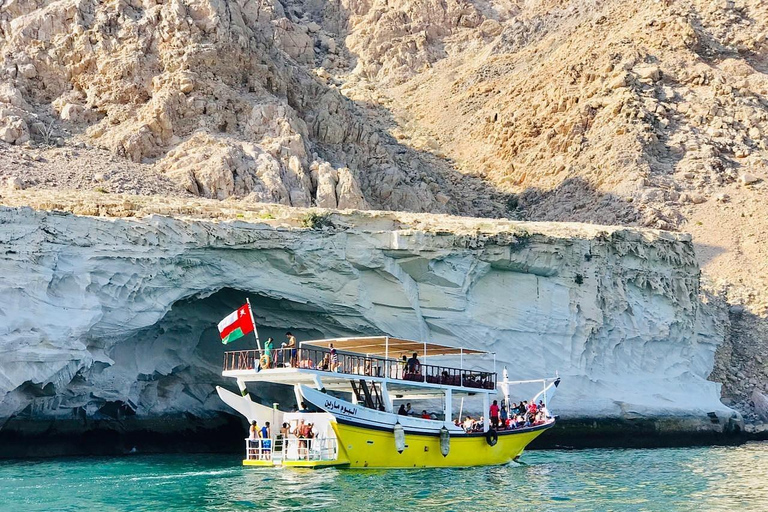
[331,421,552,469]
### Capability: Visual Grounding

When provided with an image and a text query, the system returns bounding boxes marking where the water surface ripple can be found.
[1,443,766,511]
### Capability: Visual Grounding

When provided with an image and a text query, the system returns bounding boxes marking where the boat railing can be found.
[224,346,496,390]
[244,437,273,461]
[245,435,339,462]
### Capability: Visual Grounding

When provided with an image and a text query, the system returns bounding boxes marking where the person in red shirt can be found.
[421,410,430,419]
[489,400,500,428]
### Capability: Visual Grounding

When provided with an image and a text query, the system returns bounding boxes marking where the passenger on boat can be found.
[297,422,314,460]
[398,404,407,416]
[406,353,421,375]
[249,420,259,459]
[405,403,414,416]
[263,337,274,369]
[489,400,500,428]
[260,422,272,459]
[285,332,297,366]
[462,416,474,431]
[329,343,339,372]
[318,353,331,371]
[294,419,307,458]
[280,422,290,451]
[249,420,259,440]
[421,410,430,419]
[500,404,508,429]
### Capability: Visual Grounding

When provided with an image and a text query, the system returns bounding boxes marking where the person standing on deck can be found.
[248,420,259,459]
[329,343,339,372]
[260,422,272,459]
[280,422,290,452]
[263,337,274,369]
[490,400,500,429]
[406,352,421,375]
[285,332,297,367]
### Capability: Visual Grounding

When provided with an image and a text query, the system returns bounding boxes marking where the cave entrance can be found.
[111,288,370,419]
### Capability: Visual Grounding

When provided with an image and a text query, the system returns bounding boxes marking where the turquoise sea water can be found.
[1,443,766,512]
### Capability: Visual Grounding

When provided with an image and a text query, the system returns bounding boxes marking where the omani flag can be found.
[218,304,254,344]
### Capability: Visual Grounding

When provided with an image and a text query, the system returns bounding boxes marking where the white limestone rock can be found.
[0,207,734,431]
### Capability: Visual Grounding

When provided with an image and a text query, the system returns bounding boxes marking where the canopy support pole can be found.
[385,336,389,378]
[444,388,452,427]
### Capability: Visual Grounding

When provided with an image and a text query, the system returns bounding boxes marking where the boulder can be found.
[739,173,758,185]
[753,389,768,422]
[0,115,29,144]
[60,103,85,122]
[5,176,23,190]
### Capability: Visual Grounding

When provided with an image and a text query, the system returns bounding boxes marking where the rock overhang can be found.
[0,195,733,443]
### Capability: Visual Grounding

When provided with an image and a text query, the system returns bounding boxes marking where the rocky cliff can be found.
[0,195,740,453]
[0,0,510,217]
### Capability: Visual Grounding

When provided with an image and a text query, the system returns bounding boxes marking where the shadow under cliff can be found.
[0,287,375,459]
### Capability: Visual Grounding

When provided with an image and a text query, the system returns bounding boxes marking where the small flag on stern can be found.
[218,304,255,345]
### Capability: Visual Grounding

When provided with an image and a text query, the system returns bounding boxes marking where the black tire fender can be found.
[486,429,498,447]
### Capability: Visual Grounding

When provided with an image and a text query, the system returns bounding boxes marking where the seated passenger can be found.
[398,404,407,416]
[421,410,430,419]
[318,353,331,371]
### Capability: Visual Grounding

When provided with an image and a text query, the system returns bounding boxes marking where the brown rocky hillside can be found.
[1,0,767,421]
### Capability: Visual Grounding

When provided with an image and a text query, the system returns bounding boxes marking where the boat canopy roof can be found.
[299,336,487,357]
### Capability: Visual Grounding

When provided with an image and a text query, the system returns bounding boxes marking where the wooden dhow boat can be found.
[217,336,560,469]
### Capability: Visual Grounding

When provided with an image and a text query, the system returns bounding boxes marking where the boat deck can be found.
[223,345,496,394]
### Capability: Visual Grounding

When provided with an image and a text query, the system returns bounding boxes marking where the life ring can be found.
[485,429,498,447]
[259,355,271,369]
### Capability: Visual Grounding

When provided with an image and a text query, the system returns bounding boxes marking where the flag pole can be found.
[246,298,262,354]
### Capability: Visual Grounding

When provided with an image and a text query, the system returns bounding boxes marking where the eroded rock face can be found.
[0,206,733,439]
[0,0,507,217]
